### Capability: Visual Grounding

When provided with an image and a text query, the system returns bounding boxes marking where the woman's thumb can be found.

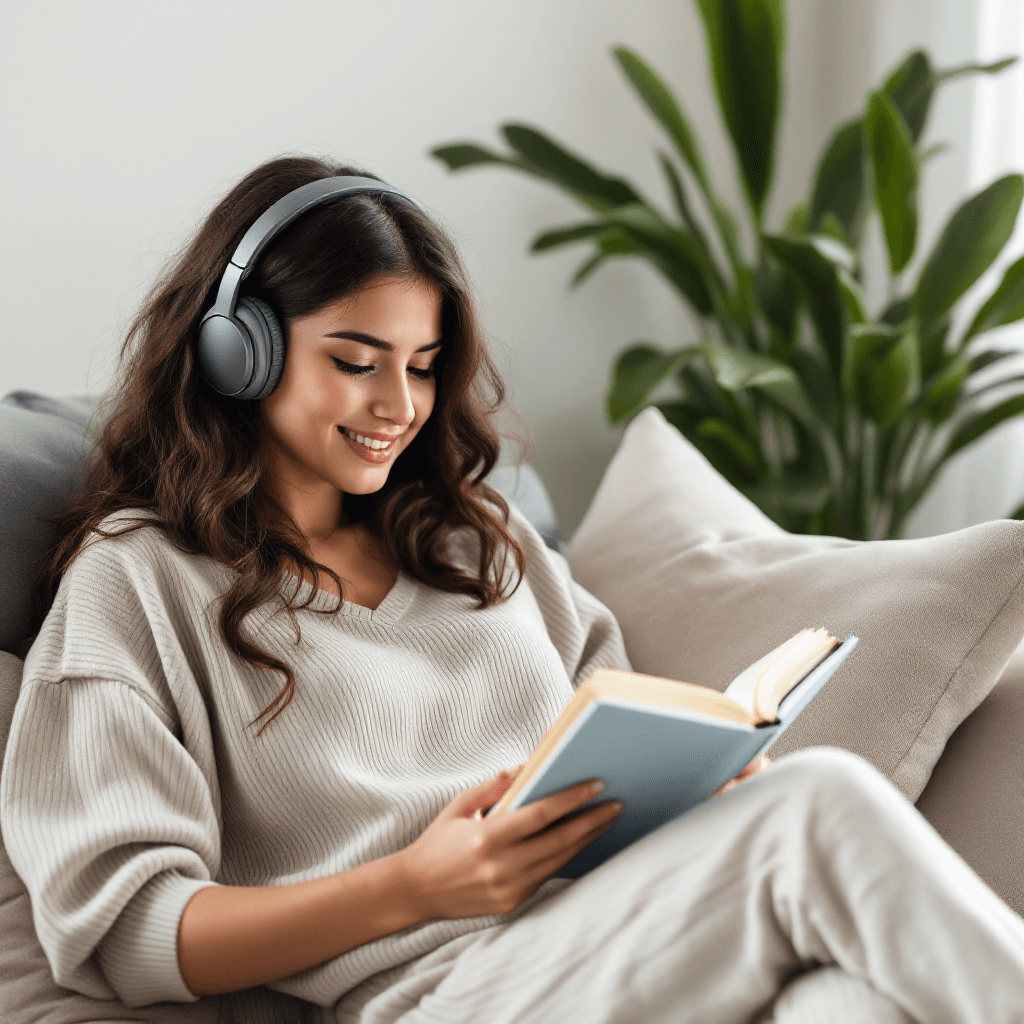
[453,769,516,817]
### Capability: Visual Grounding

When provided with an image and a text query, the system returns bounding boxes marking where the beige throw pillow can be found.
[917,641,1024,916]
[568,407,1024,800]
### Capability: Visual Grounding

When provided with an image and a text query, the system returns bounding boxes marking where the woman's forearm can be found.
[177,853,420,996]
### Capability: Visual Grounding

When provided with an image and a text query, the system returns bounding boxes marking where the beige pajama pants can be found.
[334,748,1024,1024]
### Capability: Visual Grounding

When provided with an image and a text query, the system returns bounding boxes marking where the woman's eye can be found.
[331,357,435,380]
[332,358,374,376]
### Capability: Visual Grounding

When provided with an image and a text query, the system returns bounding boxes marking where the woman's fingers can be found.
[488,778,608,844]
[519,813,620,886]
[713,753,773,797]
[511,798,622,873]
[737,754,771,779]
[449,769,520,818]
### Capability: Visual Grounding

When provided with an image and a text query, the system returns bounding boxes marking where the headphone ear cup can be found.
[234,296,286,400]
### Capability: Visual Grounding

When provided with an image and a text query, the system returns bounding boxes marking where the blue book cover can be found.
[495,634,859,878]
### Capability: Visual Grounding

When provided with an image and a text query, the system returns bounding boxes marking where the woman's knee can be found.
[768,747,897,814]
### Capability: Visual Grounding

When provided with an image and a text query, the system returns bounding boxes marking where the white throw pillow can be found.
[568,407,1024,799]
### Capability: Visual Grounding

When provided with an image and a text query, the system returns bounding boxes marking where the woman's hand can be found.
[392,768,622,921]
[713,754,772,798]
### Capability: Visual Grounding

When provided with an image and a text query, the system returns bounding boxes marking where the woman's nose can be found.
[369,367,416,426]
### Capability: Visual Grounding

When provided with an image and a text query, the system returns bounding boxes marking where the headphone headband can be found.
[198,174,423,398]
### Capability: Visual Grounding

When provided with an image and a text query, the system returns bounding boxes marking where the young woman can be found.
[4,156,1024,1024]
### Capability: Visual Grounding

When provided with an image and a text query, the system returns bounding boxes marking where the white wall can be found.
[1,0,1012,538]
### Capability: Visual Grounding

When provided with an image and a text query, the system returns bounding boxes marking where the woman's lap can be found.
[337,748,951,1024]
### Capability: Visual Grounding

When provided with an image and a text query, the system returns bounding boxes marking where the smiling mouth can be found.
[338,427,400,461]
[341,428,397,450]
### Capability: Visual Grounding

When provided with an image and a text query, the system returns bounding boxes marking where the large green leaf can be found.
[659,153,695,226]
[883,50,933,142]
[607,344,703,423]
[501,124,642,211]
[807,232,856,273]
[761,233,846,372]
[809,119,867,242]
[695,0,785,220]
[603,204,715,314]
[614,47,711,191]
[788,348,839,427]
[431,143,519,172]
[967,348,1017,375]
[919,314,952,379]
[946,392,1024,457]
[919,352,970,424]
[936,56,1017,84]
[838,268,868,324]
[844,324,921,428]
[755,255,800,347]
[696,417,763,474]
[530,222,607,252]
[866,91,919,275]
[881,51,1015,147]
[701,339,822,433]
[916,174,1024,329]
[880,295,913,327]
[568,228,645,287]
[964,253,1024,342]
[743,474,832,516]
[432,129,641,215]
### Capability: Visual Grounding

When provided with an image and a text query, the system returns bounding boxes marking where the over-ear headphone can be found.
[197,175,423,399]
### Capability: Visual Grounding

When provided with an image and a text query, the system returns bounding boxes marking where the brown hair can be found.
[32,156,525,732]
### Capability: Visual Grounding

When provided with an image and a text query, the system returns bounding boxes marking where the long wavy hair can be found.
[32,156,525,733]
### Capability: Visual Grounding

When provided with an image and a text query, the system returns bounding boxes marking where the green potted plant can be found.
[432,0,1023,539]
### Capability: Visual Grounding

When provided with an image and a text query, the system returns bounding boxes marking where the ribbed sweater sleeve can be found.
[0,530,223,1005]
[3,675,222,1002]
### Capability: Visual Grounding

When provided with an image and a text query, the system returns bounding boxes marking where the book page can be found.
[753,629,838,720]
[722,651,774,715]
[724,628,839,723]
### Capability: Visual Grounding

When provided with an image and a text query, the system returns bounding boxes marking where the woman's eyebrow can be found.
[324,330,443,354]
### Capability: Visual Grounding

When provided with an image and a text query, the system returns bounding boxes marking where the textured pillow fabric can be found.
[568,407,1024,800]
[0,392,101,655]
[916,641,1024,916]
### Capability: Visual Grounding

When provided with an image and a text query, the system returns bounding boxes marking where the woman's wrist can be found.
[178,854,429,996]
[349,851,429,934]
[383,847,438,926]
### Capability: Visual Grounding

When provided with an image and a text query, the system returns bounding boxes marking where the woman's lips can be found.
[337,426,398,463]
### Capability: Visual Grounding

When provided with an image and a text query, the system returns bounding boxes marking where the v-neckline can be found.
[286,569,415,625]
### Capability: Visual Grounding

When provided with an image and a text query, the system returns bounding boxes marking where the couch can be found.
[2,392,1023,1023]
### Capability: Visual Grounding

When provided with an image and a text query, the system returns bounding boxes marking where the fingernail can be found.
[588,780,605,795]
[610,800,623,813]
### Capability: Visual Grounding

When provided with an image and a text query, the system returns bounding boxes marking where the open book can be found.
[489,628,858,877]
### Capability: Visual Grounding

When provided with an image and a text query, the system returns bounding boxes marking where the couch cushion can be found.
[568,407,1024,800]
[0,393,102,655]
[917,641,1024,916]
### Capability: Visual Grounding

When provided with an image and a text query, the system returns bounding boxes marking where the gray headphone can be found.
[197,175,423,399]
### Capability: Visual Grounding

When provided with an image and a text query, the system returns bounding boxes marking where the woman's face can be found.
[260,274,442,499]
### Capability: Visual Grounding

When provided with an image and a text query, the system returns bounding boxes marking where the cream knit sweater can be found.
[0,505,629,1010]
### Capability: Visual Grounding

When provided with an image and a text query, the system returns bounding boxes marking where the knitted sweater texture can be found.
[0,506,629,1010]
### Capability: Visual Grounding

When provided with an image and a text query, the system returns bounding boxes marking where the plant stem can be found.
[861,419,876,539]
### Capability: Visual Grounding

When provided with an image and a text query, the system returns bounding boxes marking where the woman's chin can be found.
[337,463,395,496]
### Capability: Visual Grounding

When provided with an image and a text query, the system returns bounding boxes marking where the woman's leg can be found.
[343,748,1024,1024]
